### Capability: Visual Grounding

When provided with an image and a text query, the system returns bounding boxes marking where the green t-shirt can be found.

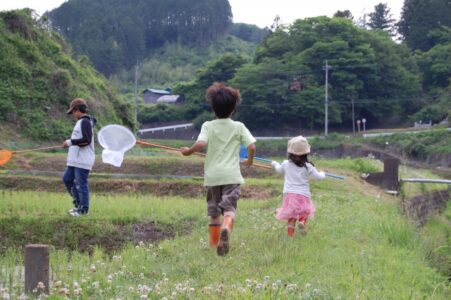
[197,118,256,186]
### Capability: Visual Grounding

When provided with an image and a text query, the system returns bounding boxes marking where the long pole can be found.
[134,63,139,125]
[323,60,331,136]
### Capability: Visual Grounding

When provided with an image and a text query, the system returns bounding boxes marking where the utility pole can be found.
[133,63,139,126]
[352,98,355,133]
[323,60,332,136]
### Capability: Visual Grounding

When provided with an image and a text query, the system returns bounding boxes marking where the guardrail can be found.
[138,123,193,134]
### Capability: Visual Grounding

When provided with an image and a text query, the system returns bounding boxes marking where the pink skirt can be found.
[276,193,315,221]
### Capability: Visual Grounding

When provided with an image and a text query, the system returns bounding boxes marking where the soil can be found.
[0,175,276,199]
[402,190,450,227]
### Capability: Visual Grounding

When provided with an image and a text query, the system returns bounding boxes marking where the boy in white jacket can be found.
[62,98,96,216]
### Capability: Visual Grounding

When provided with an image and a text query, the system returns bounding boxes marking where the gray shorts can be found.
[206,184,241,217]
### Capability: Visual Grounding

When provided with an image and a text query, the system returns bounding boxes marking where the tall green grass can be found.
[0,158,448,298]
[1,175,449,298]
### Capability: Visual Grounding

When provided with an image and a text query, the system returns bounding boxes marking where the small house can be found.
[156,95,184,105]
[142,88,171,104]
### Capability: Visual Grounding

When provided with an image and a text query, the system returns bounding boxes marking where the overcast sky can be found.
[0,0,405,28]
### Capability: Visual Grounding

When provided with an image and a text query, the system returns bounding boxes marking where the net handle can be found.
[0,145,62,166]
[135,140,272,170]
[13,145,62,153]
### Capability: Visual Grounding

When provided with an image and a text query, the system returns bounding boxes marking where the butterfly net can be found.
[97,125,136,167]
[0,149,13,166]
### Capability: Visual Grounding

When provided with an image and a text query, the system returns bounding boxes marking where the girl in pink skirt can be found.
[271,136,325,236]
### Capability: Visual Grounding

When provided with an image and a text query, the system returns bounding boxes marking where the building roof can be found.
[157,95,181,103]
[142,88,171,95]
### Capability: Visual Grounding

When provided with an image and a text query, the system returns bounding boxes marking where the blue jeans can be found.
[62,166,90,213]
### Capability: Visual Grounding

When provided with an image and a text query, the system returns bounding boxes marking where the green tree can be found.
[232,17,421,130]
[48,0,233,75]
[333,10,354,20]
[367,3,395,35]
[398,0,451,51]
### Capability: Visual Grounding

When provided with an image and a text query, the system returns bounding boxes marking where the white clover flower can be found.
[90,264,97,272]
[58,288,69,295]
[305,283,311,289]
[128,286,134,292]
[139,273,145,279]
[92,282,99,289]
[264,276,270,282]
[73,282,79,289]
[139,241,145,247]
[189,288,195,293]
[73,288,82,296]
[140,295,148,300]
[37,282,45,290]
[255,283,263,290]
[18,294,28,300]
[1,292,10,300]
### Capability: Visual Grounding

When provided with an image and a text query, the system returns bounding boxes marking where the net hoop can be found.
[97,125,137,167]
[0,149,13,166]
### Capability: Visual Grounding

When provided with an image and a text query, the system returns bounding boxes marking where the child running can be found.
[271,136,325,236]
[180,82,256,256]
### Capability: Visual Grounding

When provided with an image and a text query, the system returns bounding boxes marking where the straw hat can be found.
[287,135,310,155]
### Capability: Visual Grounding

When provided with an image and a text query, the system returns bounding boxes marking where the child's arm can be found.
[180,141,207,156]
[241,143,255,166]
[308,165,326,180]
[271,160,285,174]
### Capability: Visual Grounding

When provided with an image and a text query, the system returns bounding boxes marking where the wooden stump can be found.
[25,244,49,295]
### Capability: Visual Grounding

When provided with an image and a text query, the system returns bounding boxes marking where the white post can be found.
[323,60,331,136]
[134,63,139,125]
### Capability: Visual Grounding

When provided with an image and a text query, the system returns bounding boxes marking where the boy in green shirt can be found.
[180,82,256,256]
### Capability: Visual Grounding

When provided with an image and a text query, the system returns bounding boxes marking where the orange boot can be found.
[217,215,234,256]
[209,224,221,247]
[287,219,296,237]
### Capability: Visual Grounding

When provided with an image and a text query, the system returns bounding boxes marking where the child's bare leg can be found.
[287,218,296,237]
[209,216,221,247]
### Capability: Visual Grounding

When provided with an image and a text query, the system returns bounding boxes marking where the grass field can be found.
[0,157,450,299]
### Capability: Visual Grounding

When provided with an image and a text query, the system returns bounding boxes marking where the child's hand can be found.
[180,147,191,156]
[241,159,253,167]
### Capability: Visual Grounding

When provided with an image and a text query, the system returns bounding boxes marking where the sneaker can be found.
[216,229,229,256]
[298,222,307,235]
[68,208,78,214]
[69,211,88,217]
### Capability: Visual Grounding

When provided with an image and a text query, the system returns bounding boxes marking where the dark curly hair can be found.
[206,82,241,118]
